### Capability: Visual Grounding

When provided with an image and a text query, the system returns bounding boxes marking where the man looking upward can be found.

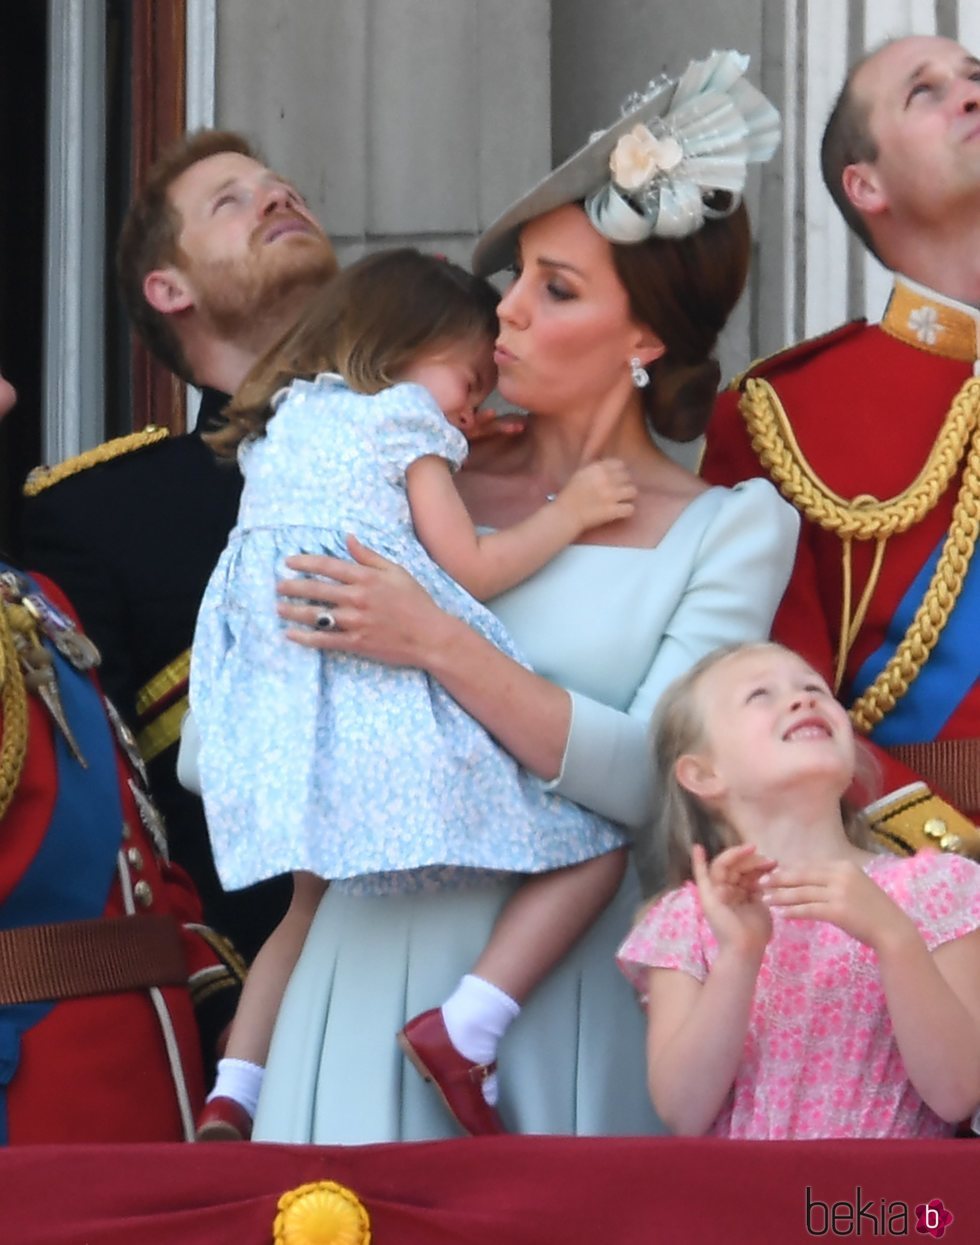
[22,132,339,960]
[703,36,980,858]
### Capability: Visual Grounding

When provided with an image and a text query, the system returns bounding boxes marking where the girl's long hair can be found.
[633,642,879,898]
[206,247,499,458]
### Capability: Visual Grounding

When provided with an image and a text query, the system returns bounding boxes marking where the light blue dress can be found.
[252,476,801,1142]
[190,375,626,892]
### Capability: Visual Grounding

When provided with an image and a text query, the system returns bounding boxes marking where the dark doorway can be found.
[0,6,47,554]
[1,2,187,557]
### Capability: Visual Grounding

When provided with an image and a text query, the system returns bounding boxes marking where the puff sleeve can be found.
[616,883,710,1002]
[375,383,469,486]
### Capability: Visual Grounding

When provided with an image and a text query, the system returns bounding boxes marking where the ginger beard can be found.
[182,224,338,337]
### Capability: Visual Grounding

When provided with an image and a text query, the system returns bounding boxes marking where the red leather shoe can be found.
[397,1008,506,1136]
[194,1096,253,1141]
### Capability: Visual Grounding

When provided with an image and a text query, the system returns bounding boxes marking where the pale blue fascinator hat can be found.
[473,49,781,277]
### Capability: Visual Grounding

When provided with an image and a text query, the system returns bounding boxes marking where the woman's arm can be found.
[407,454,635,601]
[277,479,799,821]
[543,480,800,826]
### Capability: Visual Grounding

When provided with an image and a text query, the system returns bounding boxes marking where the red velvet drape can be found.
[0,1135,974,1244]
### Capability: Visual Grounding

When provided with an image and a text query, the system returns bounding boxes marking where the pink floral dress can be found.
[616,851,980,1138]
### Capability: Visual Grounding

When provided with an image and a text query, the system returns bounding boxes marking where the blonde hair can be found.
[206,247,499,457]
[634,642,877,896]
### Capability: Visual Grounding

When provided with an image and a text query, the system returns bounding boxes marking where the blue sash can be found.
[850,535,980,746]
[0,580,123,1143]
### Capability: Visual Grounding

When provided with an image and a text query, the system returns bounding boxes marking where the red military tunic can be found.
[0,569,241,1144]
[702,275,980,854]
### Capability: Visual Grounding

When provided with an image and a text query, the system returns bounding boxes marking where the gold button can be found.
[133,880,153,908]
[126,847,144,871]
[923,818,947,840]
[121,821,132,841]
[940,833,962,853]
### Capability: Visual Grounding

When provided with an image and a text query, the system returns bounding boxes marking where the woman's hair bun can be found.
[649,358,722,442]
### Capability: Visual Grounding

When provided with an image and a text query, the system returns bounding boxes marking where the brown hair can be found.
[633,641,877,897]
[207,248,500,457]
[820,44,893,262]
[610,201,751,440]
[116,130,259,382]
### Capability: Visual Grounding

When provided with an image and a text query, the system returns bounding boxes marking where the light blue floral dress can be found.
[190,374,626,891]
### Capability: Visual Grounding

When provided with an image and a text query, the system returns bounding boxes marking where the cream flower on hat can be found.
[609,125,683,191]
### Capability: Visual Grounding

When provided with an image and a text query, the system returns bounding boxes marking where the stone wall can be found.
[215,0,551,271]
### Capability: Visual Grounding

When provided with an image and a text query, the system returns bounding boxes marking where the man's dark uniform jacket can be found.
[20,389,291,961]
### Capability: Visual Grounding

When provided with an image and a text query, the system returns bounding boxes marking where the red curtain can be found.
[0,1135,974,1244]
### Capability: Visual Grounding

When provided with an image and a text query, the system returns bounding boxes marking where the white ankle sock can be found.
[207,1057,264,1119]
[441,974,520,1106]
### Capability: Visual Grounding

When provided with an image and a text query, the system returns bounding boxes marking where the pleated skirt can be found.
[253,870,666,1142]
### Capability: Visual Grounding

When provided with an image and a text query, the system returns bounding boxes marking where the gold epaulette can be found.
[865,783,980,862]
[23,426,170,497]
[726,320,868,392]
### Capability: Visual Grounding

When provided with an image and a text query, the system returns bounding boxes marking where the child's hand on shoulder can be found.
[460,408,527,450]
[555,458,637,532]
[693,843,775,958]
[760,858,916,951]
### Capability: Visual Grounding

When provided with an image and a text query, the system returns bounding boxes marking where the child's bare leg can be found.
[472,847,628,1001]
[200,870,327,1135]
[408,848,628,1113]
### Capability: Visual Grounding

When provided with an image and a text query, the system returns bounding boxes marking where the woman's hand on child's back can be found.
[760,859,917,951]
[693,844,775,959]
[554,458,637,533]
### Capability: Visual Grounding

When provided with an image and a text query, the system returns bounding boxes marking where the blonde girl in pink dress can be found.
[617,641,980,1139]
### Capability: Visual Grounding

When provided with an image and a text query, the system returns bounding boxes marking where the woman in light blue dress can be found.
[253,51,798,1142]
[191,249,646,1139]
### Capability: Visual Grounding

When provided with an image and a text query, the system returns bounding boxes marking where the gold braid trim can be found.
[22,427,169,497]
[741,376,980,537]
[0,603,30,822]
[850,430,980,730]
[740,375,980,732]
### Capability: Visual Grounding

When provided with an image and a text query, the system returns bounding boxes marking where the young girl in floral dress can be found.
[618,641,980,1138]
